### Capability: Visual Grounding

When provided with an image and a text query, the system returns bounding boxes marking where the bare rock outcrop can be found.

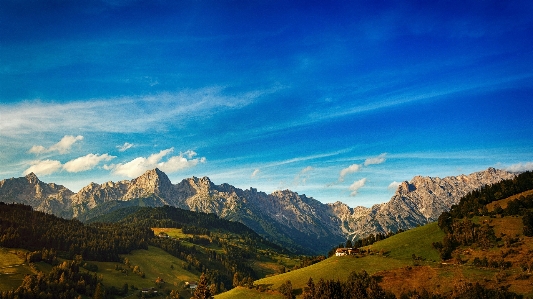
[0,173,74,218]
[330,167,516,241]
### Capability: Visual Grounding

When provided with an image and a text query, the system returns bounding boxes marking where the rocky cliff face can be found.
[69,168,182,217]
[0,173,74,218]
[0,167,517,254]
[169,177,345,253]
[331,167,516,241]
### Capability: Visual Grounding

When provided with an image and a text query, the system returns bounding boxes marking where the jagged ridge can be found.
[0,167,516,254]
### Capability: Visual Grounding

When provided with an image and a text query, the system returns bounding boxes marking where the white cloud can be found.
[159,154,206,173]
[0,87,274,137]
[182,150,198,159]
[339,164,361,182]
[63,153,116,173]
[50,135,84,154]
[364,153,387,166]
[23,160,62,176]
[28,145,47,154]
[388,181,401,191]
[110,148,206,178]
[117,142,133,152]
[251,169,260,178]
[28,135,83,155]
[301,166,314,173]
[349,178,367,196]
[505,162,533,173]
[293,166,314,186]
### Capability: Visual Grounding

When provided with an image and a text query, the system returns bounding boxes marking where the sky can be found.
[1,0,533,207]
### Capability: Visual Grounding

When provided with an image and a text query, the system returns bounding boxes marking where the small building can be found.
[335,248,359,256]
[335,248,348,256]
[185,281,198,289]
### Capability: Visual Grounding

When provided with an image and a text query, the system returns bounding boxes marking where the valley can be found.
[0,170,532,298]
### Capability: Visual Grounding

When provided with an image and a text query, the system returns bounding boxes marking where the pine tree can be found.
[278,280,294,299]
[93,283,104,299]
[192,273,212,299]
[232,272,241,288]
[302,277,315,299]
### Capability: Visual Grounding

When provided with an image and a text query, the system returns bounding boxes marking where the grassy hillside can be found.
[215,224,443,298]
[365,222,444,261]
[216,208,533,298]
[486,189,533,211]
[0,246,199,297]
[216,255,408,298]
[93,245,200,298]
[216,286,285,299]
[0,248,33,291]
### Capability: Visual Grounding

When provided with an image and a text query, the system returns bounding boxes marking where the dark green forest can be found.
[0,203,296,298]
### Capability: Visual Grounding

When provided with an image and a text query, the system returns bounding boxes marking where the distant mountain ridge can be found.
[0,167,516,254]
[330,167,516,240]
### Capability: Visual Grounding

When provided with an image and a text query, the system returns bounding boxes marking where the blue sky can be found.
[1,0,533,207]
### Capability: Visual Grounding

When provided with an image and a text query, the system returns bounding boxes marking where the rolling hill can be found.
[215,172,533,298]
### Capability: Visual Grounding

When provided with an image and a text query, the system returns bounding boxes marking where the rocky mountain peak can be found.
[25,172,39,184]
[133,168,171,186]
[127,168,172,195]
[185,176,213,192]
[399,181,416,193]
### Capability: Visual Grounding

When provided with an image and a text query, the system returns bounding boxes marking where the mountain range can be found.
[0,167,515,254]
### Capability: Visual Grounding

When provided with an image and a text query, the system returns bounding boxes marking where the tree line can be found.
[0,258,101,299]
[0,203,151,261]
[433,172,533,260]
[447,171,533,219]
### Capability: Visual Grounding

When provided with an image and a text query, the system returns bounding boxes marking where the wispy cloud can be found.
[0,87,274,137]
[23,160,62,176]
[63,153,116,173]
[293,166,314,186]
[349,178,366,196]
[117,142,133,152]
[339,164,361,182]
[108,148,206,178]
[505,162,533,173]
[29,135,83,154]
[251,169,260,178]
[364,153,387,166]
[388,181,401,191]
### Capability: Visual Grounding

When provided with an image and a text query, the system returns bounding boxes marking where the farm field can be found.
[93,245,199,296]
[0,248,33,291]
[0,246,200,298]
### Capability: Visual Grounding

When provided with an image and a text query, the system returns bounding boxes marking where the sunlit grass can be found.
[0,248,33,291]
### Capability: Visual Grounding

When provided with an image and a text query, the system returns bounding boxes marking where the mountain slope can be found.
[0,167,516,254]
[0,173,74,218]
[331,167,515,241]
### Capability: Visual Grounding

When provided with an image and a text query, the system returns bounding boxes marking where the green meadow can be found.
[0,246,199,296]
[0,248,33,291]
[364,222,444,262]
[215,223,445,298]
[93,246,198,291]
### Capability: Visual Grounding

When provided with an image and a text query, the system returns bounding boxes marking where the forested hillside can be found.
[0,203,303,298]
[0,202,152,261]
